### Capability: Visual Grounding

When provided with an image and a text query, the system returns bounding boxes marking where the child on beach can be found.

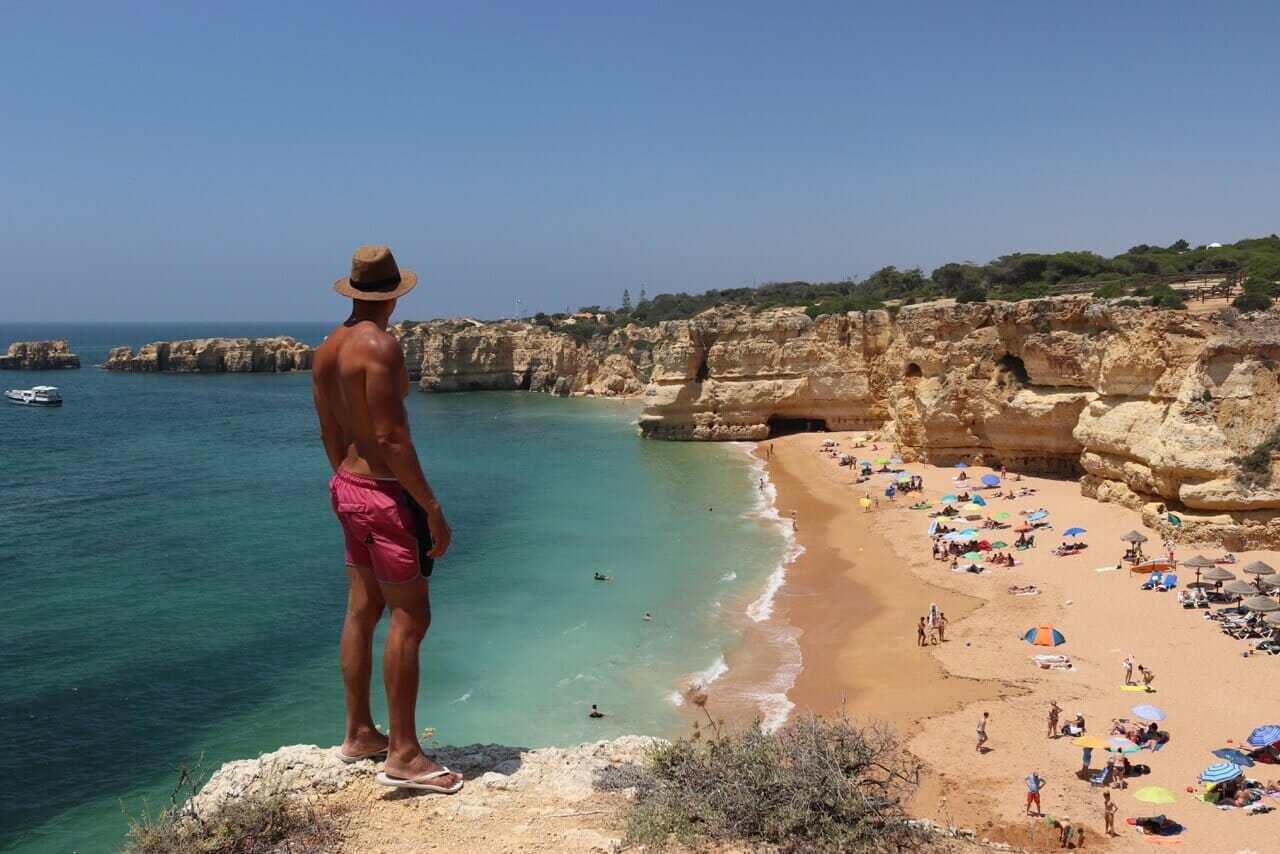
[1103,790,1117,836]
[1047,700,1061,739]
[1123,654,1135,685]
[917,616,927,647]
[1139,664,1155,691]
[976,711,989,752]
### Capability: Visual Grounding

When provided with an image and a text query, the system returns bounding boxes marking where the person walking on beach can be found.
[1047,700,1061,739]
[1025,770,1044,816]
[917,616,927,647]
[1139,664,1156,692]
[1103,790,1117,836]
[1123,654,1135,686]
[937,611,948,642]
[976,711,989,752]
[313,246,460,794]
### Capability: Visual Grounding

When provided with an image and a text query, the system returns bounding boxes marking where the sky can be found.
[3,1,1278,322]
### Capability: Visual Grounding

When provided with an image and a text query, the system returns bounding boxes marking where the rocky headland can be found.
[638,298,1280,548]
[103,337,314,372]
[0,339,80,369]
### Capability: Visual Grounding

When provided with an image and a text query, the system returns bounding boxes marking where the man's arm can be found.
[312,377,347,471]
[365,338,452,558]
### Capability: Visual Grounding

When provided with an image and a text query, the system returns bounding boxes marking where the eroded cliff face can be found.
[640,299,1280,547]
[396,320,656,398]
[1,339,80,369]
[103,337,314,372]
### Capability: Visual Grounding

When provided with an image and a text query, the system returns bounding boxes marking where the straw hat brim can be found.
[332,269,418,301]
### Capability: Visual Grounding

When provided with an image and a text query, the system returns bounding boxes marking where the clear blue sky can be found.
[3,1,1277,322]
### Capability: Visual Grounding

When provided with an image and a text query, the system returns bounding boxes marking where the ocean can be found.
[0,323,791,853]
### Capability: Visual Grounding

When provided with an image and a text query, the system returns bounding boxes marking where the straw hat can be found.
[333,245,418,301]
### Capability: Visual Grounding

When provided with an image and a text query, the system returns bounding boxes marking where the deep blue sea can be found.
[0,323,789,853]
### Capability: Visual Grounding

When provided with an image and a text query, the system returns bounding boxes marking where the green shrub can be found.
[955,283,987,304]
[1233,291,1273,312]
[1144,283,1187,309]
[625,713,932,853]
[1236,428,1280,488]
[1093,281,1126,298]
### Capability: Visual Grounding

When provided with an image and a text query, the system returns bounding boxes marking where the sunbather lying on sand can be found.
[1008,584,1040,595]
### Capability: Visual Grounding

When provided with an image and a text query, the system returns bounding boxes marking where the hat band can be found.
[350,274,402,293]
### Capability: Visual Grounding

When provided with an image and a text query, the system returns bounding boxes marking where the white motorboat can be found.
[4,385,63,406]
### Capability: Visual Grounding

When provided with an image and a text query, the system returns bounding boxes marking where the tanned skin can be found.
[312,297,458,789]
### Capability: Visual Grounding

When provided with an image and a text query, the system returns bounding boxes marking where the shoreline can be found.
[742,432,1280,852]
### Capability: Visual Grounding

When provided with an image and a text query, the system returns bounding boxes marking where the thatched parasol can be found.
[1241,595,1280,614]
[1120,530,1149,543]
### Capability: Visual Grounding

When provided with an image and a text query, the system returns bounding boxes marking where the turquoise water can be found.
[0,324,787,853]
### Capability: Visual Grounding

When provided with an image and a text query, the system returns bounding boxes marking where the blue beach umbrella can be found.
[890,457,903,464]
[941,494,958,503]
[1247,725,1280,747]
[1064,527,1087,537]
[971,495,987,507]
[1028,510,1049,522]
[860,461,873,468]
[954,462,969,468]
[944,532,969,541]
[1200,762,1243,784]
[980,473,1000,487]
[1212,748,1255,767]
[960,527,979,536]
[1132,704,1166,722]
[1023,625,1065,646]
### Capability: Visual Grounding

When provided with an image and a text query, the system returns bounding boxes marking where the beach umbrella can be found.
[1071,734,1109,749]
[1106,737,1141,754]
[1203,566,1236,582]
[1242,595,1280,613]
[960,527,979,536]
[1120,530,1149,543]
[928,520,939,535]
[1014,524,1034,533]
[1028,510,1049,522]
[860,461,873,468]
[1023,625,1065,646]
[1063,527,1086,537]
[953,462,969,468]
[981,473,1000,487]
[1242,560,1277,578]
[991,541,1008,549]
[1222,580,1257,597]
[1185,581,1215,589]
[1182,555,1217,569]
[962,502,982,512]
[971,494,987,507]
[890,457,903,464]
[898,475,912,483]
[1200,762,1244,784]
[1247,725,1280,747]
[995,511,1011,519]
[943,532,968,541]
[1133,786,1177,816]
[1132,704,1166,722]
[941,494,958,503]
[962,551,984,560]
[875,457,889,465]
[1212,748,1255,767]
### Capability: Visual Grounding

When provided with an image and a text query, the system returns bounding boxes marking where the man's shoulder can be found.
[324,323,403,361]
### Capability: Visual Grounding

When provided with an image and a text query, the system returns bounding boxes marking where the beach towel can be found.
[1139,834,1185,846]
[1096,565,1122,573]
[1119,685,1151,692]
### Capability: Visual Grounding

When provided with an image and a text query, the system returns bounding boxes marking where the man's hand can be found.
[426,505,452,558]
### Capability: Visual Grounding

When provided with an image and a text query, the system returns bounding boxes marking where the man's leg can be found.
[340,564,388,756]
[379,576,462,788]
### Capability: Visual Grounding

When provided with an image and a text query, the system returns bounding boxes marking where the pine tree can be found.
[620,288,632,312]
[639,285,647,304]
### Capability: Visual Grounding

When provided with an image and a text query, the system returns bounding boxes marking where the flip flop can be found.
[337,746,388,764]
[376,767,464,794]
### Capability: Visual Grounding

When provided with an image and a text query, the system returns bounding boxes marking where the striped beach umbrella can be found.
[1212,747,1255,767]
[1106,737,1141,754]
[1023,625,1065,646]
[1200,762,1243,784]
[1247,725,1280,747]
[1132,704,1166,722]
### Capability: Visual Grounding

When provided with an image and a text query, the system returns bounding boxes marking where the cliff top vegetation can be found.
[530,235,1279,336]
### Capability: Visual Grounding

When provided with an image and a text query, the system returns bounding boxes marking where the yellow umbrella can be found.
[1133,785,1177,816]
[1071,735,1109,749]
[962,502,982,512]
[859,497,872,509]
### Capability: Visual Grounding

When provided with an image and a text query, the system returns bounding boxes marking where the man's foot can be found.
[340,730,390,762]
[383,749,463,792]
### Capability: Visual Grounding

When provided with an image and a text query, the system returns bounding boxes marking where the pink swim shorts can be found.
[329,468,434,584]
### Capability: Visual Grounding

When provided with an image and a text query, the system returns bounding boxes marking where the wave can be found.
[448,691,472,704]
[692,654,729,689]
[749,625,803,733]
[732,442,804,624]
[720,570,737,582]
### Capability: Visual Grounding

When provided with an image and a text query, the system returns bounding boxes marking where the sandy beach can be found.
[743,432,1280,852]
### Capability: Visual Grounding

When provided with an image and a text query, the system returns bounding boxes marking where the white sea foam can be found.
[749,625,803,733]
[732,442,804,624]
[563,622,586,635]
[449,691,472,704]
[692,654,729,688]
[668,690,686,707]
[720,570,737,582]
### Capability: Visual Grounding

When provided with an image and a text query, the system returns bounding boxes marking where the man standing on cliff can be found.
[312,245,461,793]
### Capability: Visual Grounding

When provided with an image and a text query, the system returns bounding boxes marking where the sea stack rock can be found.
[102,337,314,373]
[0,339,81,369]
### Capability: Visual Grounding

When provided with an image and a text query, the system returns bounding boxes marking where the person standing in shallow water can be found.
[312,245,461,794]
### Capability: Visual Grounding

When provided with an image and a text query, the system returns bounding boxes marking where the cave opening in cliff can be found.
[998,354,1029,384]
[905,362,923,379]
[695,356,710,382]
[767,416,828,436]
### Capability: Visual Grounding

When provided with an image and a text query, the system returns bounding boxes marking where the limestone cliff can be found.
[640,299,1280,548]
[103,337,314,373]
[395,319,655,398]
[0,339,80,369]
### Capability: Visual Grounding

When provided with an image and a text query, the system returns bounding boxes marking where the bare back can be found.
[312,320,410,478]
